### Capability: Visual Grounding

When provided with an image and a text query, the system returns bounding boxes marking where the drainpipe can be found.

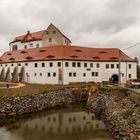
[126,62,127,83]
[118,50,121,85]
[62,60,64,85]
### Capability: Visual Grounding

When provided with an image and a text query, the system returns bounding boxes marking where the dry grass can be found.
[0,83,94,97]
[129,92,140,105]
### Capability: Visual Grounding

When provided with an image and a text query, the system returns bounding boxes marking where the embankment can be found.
[0,89,88,116]
[87,88,140,140]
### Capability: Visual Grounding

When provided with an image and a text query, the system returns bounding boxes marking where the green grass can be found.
[0,83,93,97]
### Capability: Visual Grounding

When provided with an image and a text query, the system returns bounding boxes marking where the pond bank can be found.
[87,88,140,140]
[0,89,88,116]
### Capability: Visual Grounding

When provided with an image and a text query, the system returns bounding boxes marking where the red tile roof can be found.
[0,45,136,63]
[10,30,45,44]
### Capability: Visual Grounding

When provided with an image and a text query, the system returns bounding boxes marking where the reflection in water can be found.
[0,128,23,140]
[0,107,114,140]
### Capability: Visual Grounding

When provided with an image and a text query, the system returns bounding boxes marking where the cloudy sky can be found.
[0,0,140,59]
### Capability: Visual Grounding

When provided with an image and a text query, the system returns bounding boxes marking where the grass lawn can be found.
[0,83,92,97]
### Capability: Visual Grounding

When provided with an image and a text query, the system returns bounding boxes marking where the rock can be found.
[0,89,88,116]
[86,88,140,139]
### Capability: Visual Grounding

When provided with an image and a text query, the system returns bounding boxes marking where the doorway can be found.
[111,74,119,84]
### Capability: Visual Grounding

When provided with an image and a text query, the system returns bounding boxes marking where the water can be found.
[0,105,114,140]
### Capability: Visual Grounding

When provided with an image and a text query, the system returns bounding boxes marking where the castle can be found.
[0,24,137,84]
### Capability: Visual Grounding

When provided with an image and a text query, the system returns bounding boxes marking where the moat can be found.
[0,105,113,140]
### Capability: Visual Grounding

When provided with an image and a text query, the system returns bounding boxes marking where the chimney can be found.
[27,30,30,34]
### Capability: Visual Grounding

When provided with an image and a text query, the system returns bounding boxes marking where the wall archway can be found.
[111,74,119,84]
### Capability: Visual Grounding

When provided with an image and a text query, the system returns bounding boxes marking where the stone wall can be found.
[0,89,88,116]
[87,88,140,140]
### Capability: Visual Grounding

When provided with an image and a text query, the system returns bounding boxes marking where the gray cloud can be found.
[0,0,140,59]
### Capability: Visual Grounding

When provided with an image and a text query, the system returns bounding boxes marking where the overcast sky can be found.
[0,0,140,59]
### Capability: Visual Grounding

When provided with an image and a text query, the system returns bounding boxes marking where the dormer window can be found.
[93,56,100,59]
[47,55,55,58]
[21,51,27,54]
[39,49,46,52]
[75,50,82,52]
[7,53,12,55]
[110,57,118,60]
[99,51,107,54]
[26,56,33,60]
[70,55,78,58]
[9,57,15,61]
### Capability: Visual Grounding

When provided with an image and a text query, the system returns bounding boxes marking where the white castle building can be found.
[0,24,137,84]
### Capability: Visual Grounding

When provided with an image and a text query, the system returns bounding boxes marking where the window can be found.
[84,63,87,67]
[96,63,100,68]
[65,62,69,67]
[48,73,51,77]
[96,124,99,129]
[111,64,114,69]
[25,63,28,66]
[69,118,72,122]
[65,39,68,44]
[92,72,98,77]
[90,63,93,68]
[34,73,37,76]
[116,64,119,68]
[49,38,52,42]
[18,63,21,66]
[83,73,86,77]
[46,31,49,34]
[24,45,27,49]
[72,62,76,67]
[58,62,61,67]
[86,68,91,71]
[106,64,109,69]
[49,62,53,67]
[35,63,38,67]
[77,62,81,67]
[11,64,13,66]
[53,30,56,34]
[40,73,42,76]
[91,115,95,120]
[122,73,124,77]
[69,72,72,77]
[53,72,56,77]
[13,45,18,51]
[83,116,86,120]
[129,64,131,69]
[36,44,39,48]
[42,63,45,67]
[5,64,7,67]
[73,73,76,77]
[73,117,76,122]
[95,72,98,76]
[129,74,131,78]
